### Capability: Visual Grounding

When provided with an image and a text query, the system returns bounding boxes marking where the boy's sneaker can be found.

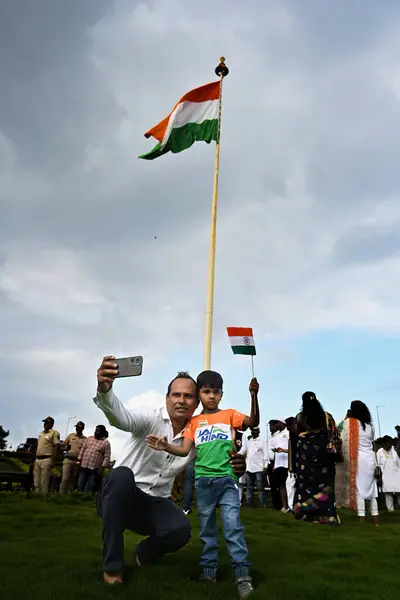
[236,576,254,598]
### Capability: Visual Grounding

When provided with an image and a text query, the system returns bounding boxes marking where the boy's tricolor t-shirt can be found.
[183,409,246,480]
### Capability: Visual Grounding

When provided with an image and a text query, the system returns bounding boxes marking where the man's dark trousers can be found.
[98,466,191,573]
[267,464,282,510]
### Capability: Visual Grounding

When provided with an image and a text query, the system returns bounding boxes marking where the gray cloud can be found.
[0,0,121,175]
[332,221,400,267]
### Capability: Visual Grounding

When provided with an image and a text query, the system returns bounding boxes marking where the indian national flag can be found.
[139,81,220,160]
[226,327,256,356]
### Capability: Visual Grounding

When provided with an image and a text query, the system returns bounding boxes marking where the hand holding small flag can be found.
[249,377,259,397]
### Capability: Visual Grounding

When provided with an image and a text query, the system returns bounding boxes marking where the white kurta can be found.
[240,435,268,472]
[356,423,377,500]
[377,447,400,493]
[269,429,289,469]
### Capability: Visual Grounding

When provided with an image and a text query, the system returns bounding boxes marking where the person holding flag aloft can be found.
[146,370,259,598]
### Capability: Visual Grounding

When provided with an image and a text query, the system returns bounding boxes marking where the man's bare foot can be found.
[103,572,123,585]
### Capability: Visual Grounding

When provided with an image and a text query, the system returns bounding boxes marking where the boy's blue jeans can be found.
[195,476,251,579]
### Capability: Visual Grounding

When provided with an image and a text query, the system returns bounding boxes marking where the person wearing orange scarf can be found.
[336,401,379,525]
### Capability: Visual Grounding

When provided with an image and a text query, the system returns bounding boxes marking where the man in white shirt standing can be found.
[268,418,290,513]
[240,428,268,507]
[94,356,247,585]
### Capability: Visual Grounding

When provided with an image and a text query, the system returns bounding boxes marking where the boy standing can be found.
[146,370,260,598]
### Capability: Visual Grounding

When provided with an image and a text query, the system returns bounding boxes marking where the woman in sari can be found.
[336,401,379,525]
[292,392,341,525]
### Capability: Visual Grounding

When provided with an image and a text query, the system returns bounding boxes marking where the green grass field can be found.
[1,493,399,600]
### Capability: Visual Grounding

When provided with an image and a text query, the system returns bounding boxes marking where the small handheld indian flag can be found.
[139,81,220,160]
[226,327,256,356]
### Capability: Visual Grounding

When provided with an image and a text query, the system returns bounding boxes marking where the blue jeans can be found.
[77,467,101,493]
[195,476,250,579]
[183,460,195,511]
[245,471,266,507]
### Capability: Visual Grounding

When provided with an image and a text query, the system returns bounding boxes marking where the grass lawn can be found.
[1,494,400,600]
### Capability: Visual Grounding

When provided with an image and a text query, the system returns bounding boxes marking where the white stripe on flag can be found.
[228,336,255,347]
[161,99,219,147]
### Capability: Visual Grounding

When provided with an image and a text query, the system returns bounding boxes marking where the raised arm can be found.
[146,435,194,457]
[94,355,154,434]
[242,378,260,430]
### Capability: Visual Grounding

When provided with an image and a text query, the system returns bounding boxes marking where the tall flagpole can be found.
[203,57,229,370]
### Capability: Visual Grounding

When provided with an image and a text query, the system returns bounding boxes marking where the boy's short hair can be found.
[196,370,223,392]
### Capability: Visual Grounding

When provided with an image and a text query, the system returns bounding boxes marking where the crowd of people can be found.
[33,417,111,495]
[227,396,400,526]
[29,357,400,598]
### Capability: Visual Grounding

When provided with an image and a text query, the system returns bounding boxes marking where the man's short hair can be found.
[196,370,223,392]
[382,435,393,444]
[166,371,197,396]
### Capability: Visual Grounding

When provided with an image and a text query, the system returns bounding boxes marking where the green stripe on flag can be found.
[231,346,256,356]
[139,119,218,160]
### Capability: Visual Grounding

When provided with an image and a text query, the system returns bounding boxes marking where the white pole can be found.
[376,405,385,438]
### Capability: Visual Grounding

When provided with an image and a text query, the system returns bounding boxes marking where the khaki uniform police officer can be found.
[60,421,86,493]
[34,416,60,494]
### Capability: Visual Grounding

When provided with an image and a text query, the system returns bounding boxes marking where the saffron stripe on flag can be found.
[226,327,253,337]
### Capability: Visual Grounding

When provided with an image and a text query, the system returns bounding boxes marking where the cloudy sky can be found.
[1,0,400,457]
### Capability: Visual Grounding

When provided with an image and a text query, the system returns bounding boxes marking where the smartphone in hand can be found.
[114,356,143,378]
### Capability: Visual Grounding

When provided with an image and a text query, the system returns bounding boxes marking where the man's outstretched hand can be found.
[229,450,246,478]
[146,435,169,452]
[97,355,118,393]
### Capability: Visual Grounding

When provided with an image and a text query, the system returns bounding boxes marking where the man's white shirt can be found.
[240,435,268,472]
[94,389,195,498]
[269,428,289,469]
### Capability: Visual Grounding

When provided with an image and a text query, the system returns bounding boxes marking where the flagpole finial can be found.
[215,57,229,78]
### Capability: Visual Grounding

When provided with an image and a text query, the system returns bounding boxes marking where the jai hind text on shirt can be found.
[183,409,246,480]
